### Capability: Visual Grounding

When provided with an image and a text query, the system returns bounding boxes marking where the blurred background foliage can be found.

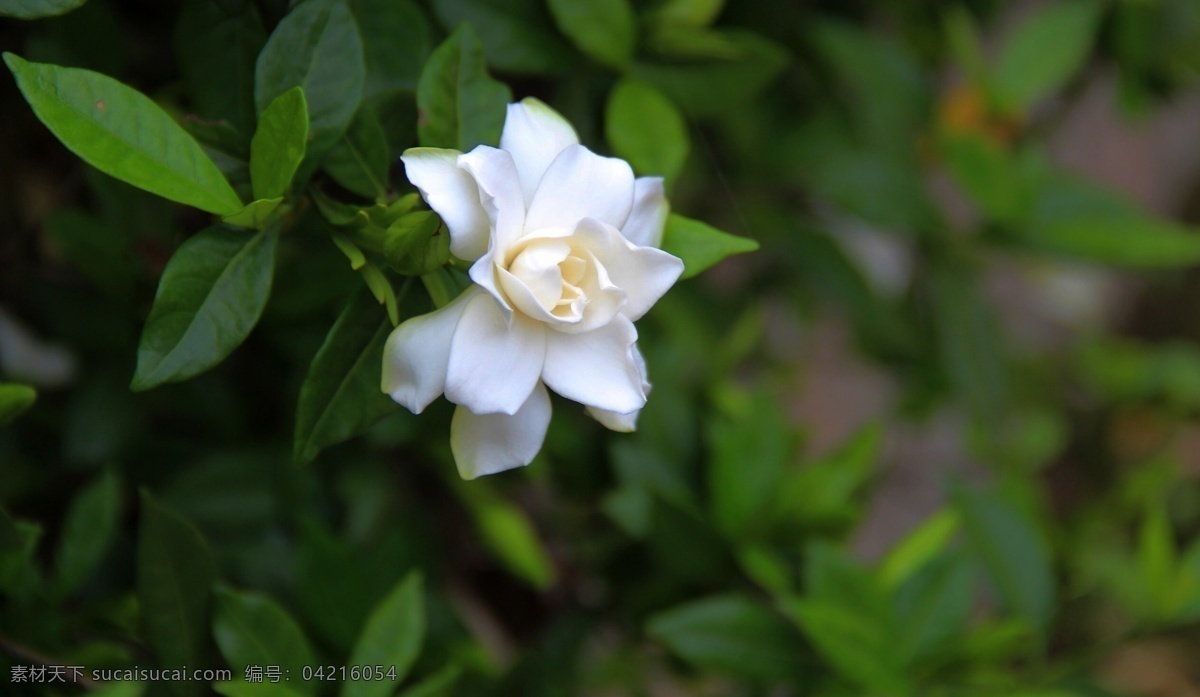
[3,0,1200,695]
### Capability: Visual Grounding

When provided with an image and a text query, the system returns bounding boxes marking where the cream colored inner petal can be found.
[509,239,570,310]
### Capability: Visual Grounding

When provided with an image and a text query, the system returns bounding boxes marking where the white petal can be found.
[500,98,580,207]
[446,292,546,415]
[497,266,569,325]
[542,315,645,414]
[622,177,670,248]
[585,407,639,432]
[452,382,552,479]
[457,146,526,252]
[467,250,514,321]
[574,218,684,321]
[586,343,650,431]
[401,148,489,261]
[525,145,635,232]
[381,288,479,413]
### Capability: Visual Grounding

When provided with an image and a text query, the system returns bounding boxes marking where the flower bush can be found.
[4,0,1200,695]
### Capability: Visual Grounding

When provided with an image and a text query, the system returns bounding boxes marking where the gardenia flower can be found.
[382,98,684,479]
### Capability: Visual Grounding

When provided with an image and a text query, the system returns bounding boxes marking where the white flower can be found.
[382,98,684,479]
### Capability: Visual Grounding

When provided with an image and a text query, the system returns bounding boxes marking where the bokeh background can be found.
[4,0,1200,694]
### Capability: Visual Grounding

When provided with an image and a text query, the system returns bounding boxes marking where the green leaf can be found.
[1139,504,1177,618]
[781,597,906,692]
[175,0,266,137]
[460,486,557,588]
[0,0,86,19]
[323,104,390,200]
[396,666,462,697]
[382,211,450,276]
[430,0,575,75]
[213,683,306,697]
[0,383,37,424]
[349,0,431,97]
[343,573,425,697]
[0,510,42,598]
[954,486,1055,637]
[250,86,309,200]
[878,509,961,589]
[993,0,1103,111]
[254,0,365,181]
[223,197,284,229]
[293,289,398,465]
[929,258,1007,425]
[941,133,1030,224]
[213,587,316,696]
[5,53,243,215]
[546,0,636,69]
[706,390,790,537]
[55,471,120,597]
[893,552,974,662]
[661,214,757,279]
[1016,216,1200,267]
[605,78,689,183]
[137,491,216,697]
[632,30,787,116]
[131,225,278,391]
[774,423,880,530]
[416,24,512,151]
[647,594,809,682]
[652,0,724,28]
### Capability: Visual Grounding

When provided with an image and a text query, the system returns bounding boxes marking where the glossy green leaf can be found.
[349,0,431,96]
[223,197,284,229]
[430,0,574,75]
[137,491,216,697]
[647,594,809,682]
[382,211,450,276]
[293,289,398,465]
[954,486,1055,636]
[0,383,37,424]
[1016,216,1200,267]
[661,214,758,279]
[213,586,316,696]
[175,0,266,136]
[781,597,906,692]
[0,0,86,19]
[254,0,365,181]
[343,573,425,697]
[547,0,636,69]
[55,471,120,597]
[993,0,1103,110]
[416,24,512,150]
[5,53,243,215]
[131,225,278,391]
[323,105,390,200]
[606,78,689,183]
[250,86,309,200]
